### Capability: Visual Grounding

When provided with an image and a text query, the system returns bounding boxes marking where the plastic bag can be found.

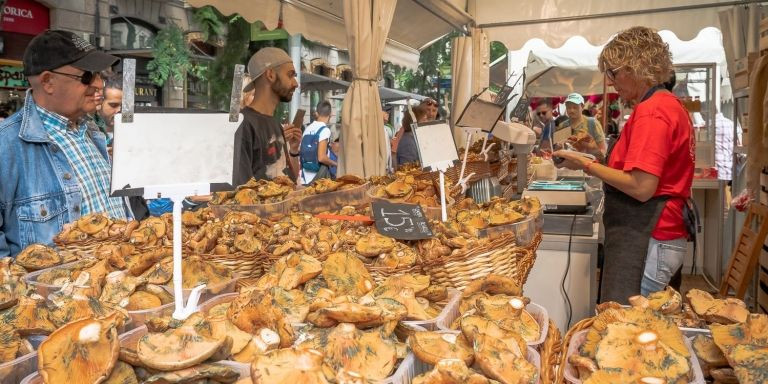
[731,189,753,212]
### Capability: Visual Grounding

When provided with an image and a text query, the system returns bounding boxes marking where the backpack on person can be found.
[299,124,329,172]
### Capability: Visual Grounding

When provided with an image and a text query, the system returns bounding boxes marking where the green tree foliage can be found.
[490,41,507,63]
[147,23,205,86]
[208,16,251,110]
[192,5,225,43]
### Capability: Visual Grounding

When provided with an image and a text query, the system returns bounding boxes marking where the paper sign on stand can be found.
[110,60,244,320]
[412,120,459,222]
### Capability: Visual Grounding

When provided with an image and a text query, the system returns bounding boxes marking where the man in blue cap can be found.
[558,92,607,156]
[0,30,130,258]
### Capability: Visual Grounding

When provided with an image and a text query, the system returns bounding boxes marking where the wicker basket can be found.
[422,233,539,291]
[366,263,425,286]
[555,317,595,384]
[540,318,563,384]
[54,237,122,259]
[200,252,263,279]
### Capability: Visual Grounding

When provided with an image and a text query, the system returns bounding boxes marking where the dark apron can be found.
[598,86,672,304]
[600,183,667,303]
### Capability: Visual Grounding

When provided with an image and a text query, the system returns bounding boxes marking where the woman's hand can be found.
[552,150,590,170]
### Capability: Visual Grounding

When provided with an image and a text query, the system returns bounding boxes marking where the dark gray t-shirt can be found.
[232,108,292,186]
[396,131,420,166]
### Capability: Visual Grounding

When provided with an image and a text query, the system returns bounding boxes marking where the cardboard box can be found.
[733,53,759,90]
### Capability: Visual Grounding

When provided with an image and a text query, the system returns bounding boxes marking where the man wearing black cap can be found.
[232,47,302,186]
[0,30,130,258]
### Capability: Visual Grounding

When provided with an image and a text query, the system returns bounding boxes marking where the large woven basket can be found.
[555,317,595,384]
[54,237,123,259]
[367,263,425,286]
[540,318,563,384]
[201,252,263,279]
[422,233,539,291]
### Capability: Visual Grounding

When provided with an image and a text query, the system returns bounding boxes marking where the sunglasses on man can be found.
[536,111,549,116]
[49,70,97,85]
[423,99,438,107]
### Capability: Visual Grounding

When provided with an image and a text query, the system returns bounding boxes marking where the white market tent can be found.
[489,27,729,99]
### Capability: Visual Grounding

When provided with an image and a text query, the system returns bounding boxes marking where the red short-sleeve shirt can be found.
[607,92,694,240]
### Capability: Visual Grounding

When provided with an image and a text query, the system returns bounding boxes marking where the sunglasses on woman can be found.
[49,70,97,85]
[423,99,438,107]
[605,66,624,82]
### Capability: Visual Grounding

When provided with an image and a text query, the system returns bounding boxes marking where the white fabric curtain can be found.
[719,4,764,82]
[340,0,397,177]
[451,35,473,147]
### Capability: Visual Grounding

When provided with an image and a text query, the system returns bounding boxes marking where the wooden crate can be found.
[759,266,768,313]
[733,53,759,90]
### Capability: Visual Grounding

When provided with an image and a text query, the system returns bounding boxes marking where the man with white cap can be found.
[558,92,607,156]
[233,47,301,186]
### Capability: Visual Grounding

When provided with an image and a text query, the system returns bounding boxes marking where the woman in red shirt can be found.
[555,26,694,303]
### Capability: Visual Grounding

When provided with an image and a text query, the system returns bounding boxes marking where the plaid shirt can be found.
[36,106,129,219]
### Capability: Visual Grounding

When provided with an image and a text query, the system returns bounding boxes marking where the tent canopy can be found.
[471,0,751,50]
[187,0,473,69]
[489,28,728,98]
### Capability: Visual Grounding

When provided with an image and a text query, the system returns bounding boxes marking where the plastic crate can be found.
[0,351,37,384]
[436,299,549,348]
[563,330,705,384]
[477,207,543,247]
[209,191,300,222]
[411,331,542,384]
[297,183,371,214]
[24,260,90,298]
[403,288,460,331]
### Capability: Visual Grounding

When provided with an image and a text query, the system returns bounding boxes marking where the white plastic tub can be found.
[402,288,460,331]
[563,330,705,384]
[411,330,542,384]
[436,298,549,348]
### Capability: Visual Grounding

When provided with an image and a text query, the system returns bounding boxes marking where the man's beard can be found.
[272,79,295,102]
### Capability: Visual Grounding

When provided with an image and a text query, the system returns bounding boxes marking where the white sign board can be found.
[413,121,459,172]
[111,112,242,195]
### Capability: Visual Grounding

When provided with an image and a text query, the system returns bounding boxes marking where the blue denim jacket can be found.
[0,92,113,257]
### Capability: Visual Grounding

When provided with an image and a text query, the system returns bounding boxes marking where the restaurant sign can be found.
[0,65,29,88]
[1,0,50,35]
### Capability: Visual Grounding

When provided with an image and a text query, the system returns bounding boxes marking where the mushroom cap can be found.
[251,348,330,384]
[410,331,474,366]
[137,320,226,371]
[38,312,122,384]
[15,244,62,271]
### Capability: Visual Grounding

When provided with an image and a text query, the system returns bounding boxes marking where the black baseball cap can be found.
[23,30,119,76]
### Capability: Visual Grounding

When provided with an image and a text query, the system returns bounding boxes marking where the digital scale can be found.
[522,180,589,213]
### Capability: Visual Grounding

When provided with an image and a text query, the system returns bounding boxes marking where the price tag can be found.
[372,201,433,240]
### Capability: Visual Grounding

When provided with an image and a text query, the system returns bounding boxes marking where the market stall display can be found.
[8,184,545,383]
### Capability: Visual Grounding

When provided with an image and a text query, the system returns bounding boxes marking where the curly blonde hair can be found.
[599,26,673,87]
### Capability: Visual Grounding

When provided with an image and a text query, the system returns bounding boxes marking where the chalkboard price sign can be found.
[371,201,434,240]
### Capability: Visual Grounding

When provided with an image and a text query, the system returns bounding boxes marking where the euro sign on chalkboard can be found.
[371,201,434,240]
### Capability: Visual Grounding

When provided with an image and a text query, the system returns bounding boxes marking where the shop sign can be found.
[135,85,157,97]
[0,65,28,88]
[1,0,50,36]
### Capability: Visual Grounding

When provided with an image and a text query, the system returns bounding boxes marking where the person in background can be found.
[0,30,130,258]
[536,100,556,152]
[233,47,302,186]
[329,137,340,179]
[422,97,439,121]
[554,26,694,302]
[94,74,122,146]
[395,103,428,167]
[299,100,336,185]
[382,105,395,173]
[558,92,607,157]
